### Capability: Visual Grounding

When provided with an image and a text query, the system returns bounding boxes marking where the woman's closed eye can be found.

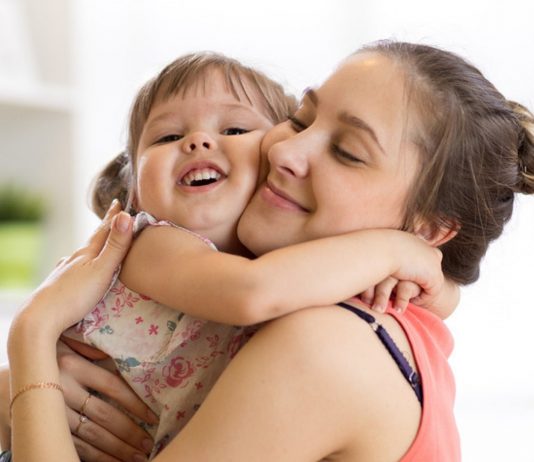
[222,127,250,136]
[332,145,364,164]
[287,114,307,132]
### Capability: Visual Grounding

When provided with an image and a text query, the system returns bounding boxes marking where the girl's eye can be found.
[222,127,249,136]
[332,145,363,164]
[287,115,307,132]
[157,134,183,144]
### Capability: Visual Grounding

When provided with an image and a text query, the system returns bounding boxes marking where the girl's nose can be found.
[182,132,217,154]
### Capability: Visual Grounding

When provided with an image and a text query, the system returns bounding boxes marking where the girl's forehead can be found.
[158,70,257,106]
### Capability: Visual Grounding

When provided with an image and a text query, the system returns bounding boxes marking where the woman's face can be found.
[238,52,421,256]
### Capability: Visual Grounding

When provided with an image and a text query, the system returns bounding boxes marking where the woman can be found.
[5,41,534,461]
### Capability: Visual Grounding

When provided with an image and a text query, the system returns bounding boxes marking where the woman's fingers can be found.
[58,343,157,456]
[95,212,133,271]
[68,360,157,425]
[78,392,154,455]
[67,407,149,462]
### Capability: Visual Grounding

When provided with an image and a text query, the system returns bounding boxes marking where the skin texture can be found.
[238,52,419,255]
[134,71,273,254]
[6,53,459,461]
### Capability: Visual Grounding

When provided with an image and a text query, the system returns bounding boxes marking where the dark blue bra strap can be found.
[338,302,423,405]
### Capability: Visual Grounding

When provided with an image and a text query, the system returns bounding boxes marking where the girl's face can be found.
[238,52,421,256]
[135,72,273,250]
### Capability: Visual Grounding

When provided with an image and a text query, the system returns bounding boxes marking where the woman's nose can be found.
[182,132,217,154]
[267,133,311,179]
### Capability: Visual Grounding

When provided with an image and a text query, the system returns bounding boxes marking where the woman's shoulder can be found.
[239,306,422,459]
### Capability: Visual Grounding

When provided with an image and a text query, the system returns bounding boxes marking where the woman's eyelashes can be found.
[287,114,307,131]
[332,145,364,164]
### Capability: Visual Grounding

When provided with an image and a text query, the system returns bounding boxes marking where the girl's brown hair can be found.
[362,41,534,284]
[91,52,296,218]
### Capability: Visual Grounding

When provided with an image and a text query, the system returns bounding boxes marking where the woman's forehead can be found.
[316,53,412,155]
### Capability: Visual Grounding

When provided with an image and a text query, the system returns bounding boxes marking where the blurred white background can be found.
[1,0,533,460]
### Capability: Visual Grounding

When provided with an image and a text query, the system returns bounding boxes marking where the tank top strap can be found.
[337,302,423,405]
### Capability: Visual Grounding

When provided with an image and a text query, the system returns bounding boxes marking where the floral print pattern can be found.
[62,213,256,458]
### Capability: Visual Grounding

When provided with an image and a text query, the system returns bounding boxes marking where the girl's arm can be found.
[120,226,445,325]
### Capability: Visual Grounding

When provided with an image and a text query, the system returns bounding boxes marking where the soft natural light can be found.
[1,1,533,460]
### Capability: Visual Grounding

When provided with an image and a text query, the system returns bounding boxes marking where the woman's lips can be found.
[260,182,308,212]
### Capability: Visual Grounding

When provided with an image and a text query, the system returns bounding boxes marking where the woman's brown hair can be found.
[362,40,534,284]
[91,52,296,218]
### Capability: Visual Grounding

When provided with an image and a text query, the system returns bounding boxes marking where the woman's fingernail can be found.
[146,409,159,424]
[104,199,119,219]
[115,212,130,233]
[142,438,154,452]
[133,453,148,462]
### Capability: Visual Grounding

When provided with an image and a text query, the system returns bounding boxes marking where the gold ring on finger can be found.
[75,414,89,435]
[80,392,92,416]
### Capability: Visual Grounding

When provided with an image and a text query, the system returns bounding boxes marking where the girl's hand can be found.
[360,277,421,314]
[13,202,134,339]
[57,341,157,462]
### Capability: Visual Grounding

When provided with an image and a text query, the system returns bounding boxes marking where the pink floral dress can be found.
[63,212,256,456]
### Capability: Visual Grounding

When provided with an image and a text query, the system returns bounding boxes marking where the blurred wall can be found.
[2,0,534,460]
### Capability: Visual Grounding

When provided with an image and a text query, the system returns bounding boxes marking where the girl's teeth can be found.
[182,168,222,186]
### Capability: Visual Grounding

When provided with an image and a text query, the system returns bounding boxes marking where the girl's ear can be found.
[413,216,460,247]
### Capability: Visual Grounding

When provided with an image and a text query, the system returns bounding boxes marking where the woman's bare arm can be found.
[154,306,421,461]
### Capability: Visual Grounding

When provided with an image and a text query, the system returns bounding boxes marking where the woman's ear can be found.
[413,216,459,247]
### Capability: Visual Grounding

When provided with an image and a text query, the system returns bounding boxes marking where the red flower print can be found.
[149,324,159,335]
[162,356,194,388]
[176,410,186,420]
[135,316,144,324]
[195,382,203,390]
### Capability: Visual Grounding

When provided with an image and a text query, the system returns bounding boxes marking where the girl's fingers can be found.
[371,277,398,313]
[393,281,421,313]
[359,287,375,306]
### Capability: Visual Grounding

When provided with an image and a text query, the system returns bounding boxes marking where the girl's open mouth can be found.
[180,167,223,187]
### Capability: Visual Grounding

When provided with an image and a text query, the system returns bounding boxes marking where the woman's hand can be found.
[7,201,155,462]
[0,364,10,449]
[11,201,134,339]
[57,341,157,461]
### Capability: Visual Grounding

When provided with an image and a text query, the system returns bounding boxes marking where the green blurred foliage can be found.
[0,184,46,222]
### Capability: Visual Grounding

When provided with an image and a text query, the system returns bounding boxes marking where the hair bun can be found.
[510,101,534,194]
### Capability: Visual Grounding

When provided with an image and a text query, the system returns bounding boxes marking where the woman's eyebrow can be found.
[302,88,319,105]
[338,111,385,155]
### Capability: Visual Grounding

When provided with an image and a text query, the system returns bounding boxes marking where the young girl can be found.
[56,52,455,456]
